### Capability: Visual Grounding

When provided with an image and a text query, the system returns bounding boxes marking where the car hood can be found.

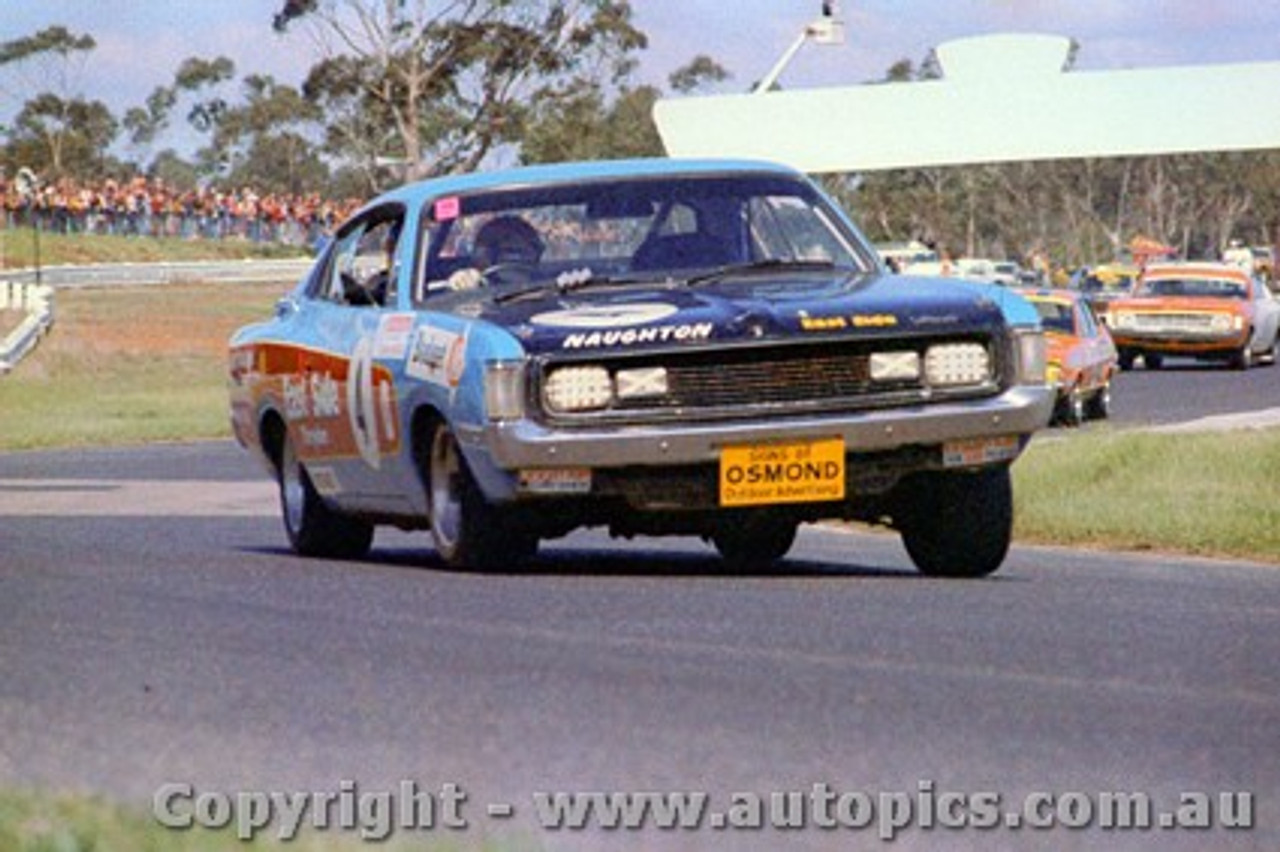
[449,271,1017,356]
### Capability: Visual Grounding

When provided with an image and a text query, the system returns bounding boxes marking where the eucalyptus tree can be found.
[273,0,647,186]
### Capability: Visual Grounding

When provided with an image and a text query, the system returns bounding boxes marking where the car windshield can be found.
[415,174,872,301]
[1138,276,1247,299]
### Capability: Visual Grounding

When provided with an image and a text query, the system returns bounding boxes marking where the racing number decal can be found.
[347,336,398,470]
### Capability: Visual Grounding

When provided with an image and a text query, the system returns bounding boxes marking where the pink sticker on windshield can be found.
[434,196,461,221]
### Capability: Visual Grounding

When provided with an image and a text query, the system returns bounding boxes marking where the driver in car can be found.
[448,214,545,290]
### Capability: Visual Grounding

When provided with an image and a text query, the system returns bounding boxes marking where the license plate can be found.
[519,468,591,495]
[719,438,845,507]
[942,435,1020,468]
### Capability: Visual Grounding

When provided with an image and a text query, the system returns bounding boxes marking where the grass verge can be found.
[1,281,1276,564]
[0,282,282,448]
[1014,429,1280,562]
[0,788,521,852]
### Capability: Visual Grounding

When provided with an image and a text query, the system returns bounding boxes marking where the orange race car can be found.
[1106,262,1280,370]
[1017,288,1118,425]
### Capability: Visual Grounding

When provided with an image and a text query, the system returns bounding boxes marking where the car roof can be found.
[368,158,805,210]
[1141,261,1250,281]
[1015,287,1082,304]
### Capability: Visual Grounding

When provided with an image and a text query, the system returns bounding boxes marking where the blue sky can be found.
[3,1,1278,135]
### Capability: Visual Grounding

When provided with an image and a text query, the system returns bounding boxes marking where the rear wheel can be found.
[428,423,536,570]
[277,429,374,559]
[1143,353,1164,370]
[898,467,1012,578]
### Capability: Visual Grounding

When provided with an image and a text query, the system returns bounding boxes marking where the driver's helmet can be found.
[474,215,544,268]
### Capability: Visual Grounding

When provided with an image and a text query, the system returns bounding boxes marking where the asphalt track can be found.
[1,426,1277,850]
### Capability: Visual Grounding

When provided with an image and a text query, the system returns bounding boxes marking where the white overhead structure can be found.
[654,31,1280,173]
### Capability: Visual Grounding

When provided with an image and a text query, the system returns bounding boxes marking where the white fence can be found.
[0,280,56,374]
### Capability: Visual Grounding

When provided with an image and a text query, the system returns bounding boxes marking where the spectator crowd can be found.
[0,171,366,249]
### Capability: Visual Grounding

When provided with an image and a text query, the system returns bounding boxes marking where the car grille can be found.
[533,335,1001,424]
[1127,312,1217,333]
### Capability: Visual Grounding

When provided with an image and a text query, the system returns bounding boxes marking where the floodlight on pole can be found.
[754,2,846,94]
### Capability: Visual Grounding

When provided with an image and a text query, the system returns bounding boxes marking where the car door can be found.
[1251,278,1280,353]
[287,205,408,507]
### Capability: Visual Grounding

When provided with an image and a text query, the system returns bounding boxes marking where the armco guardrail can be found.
[0,258,311,373]
[0,257,313,289]
[0,280,55,374]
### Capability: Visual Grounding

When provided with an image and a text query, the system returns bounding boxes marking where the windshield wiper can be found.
[685,258,840,287]
[492,272,652,305]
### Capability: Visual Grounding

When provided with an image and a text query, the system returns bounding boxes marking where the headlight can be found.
[925,342,992,386]
[1112,311,1135,330]
[1045,362,1062,386]
[869,351,921,382]
[484,360,526,421]
[1209,314,1231,332]
[615,366,669,400]
[543,366,613,412]
[1013,328,1047,384]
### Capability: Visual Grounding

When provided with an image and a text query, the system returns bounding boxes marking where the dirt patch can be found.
[0,308,25,338]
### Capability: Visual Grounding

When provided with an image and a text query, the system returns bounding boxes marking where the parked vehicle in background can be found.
[1106,261,1280,370]
[1070,262,1140,318]
[1016,288,1118,425]
[228,158,1054,578]
[1252,245,1274,286]
[876,240,937,272]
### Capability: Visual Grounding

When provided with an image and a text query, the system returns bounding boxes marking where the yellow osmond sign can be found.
[653,34,1280,173]
[720,437,846,507]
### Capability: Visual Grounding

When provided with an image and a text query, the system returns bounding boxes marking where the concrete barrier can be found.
[0,280,56,374]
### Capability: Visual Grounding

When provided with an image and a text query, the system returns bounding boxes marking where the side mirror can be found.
[274,296,300,319]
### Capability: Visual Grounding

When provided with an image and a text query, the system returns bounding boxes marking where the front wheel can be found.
[1085,382,1112,420]
[277,429,374,559]
[897,467,1013,578]
[428,424,536,570]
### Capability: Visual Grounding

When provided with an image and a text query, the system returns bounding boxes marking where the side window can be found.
[319,209,405,308]
[1078,302,1098,338]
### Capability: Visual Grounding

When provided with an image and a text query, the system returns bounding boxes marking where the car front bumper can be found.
[466,383,1055,471]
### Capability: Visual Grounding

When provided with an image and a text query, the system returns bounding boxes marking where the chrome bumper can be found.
[469,384,1055,470]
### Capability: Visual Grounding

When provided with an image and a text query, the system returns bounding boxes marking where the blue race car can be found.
[229,158,1053,576]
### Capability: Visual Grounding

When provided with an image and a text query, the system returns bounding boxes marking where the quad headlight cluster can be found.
[923,342,993,386]
[542,365,670,413]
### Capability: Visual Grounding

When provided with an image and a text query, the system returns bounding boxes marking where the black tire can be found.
[277,429,374,559]
[1059,389,1085,427]
[1143,352,1164,370]
[1117,350,1136,371]
[1085,382,1112,420]
[1231,341,1253,371]
[712,514,797,570]
[1260,336,1278,367]
[898,467,1013,578]
[427,423,536,570]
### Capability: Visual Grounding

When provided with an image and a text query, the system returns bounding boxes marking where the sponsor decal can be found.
[406,325,468,387]
[300,425,333,449]
[798,311,898,331]
[307,466,342,496]
[562,322,714,349]
[283,376,309,421]
[719,438,846,507]
[309,372,341,419]
[374,313,416,359]
[434,196,461,221]
[531,303,678,329]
